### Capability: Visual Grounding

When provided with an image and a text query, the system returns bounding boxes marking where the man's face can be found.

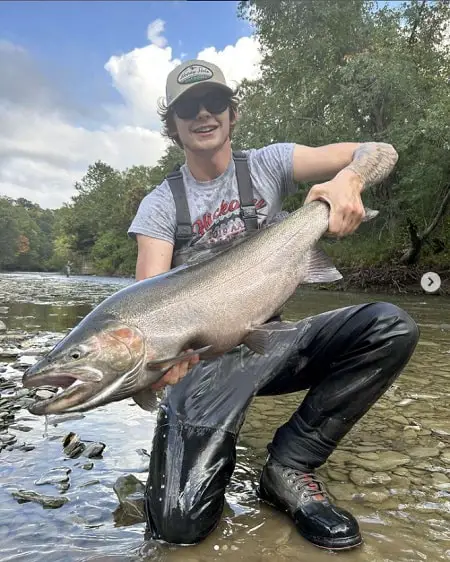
[171,85,234,154]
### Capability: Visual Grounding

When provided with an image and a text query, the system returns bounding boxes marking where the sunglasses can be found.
[173,90,230,120]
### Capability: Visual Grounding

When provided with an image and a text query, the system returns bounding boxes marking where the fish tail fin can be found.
[302,248,343,284]
[362,206,379,222]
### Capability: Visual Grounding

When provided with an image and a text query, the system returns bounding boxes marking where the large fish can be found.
[22,201,377,415]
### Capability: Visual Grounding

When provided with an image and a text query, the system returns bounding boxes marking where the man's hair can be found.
[157,86,240,149]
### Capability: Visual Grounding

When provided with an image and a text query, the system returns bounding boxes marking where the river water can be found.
[0,272,449,562]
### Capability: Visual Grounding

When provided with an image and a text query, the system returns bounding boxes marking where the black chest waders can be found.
[143,154,419,548]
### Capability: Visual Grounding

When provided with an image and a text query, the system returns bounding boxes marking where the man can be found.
[128,59,419,550]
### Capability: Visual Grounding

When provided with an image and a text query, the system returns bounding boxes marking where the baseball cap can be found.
[165,59,234,108]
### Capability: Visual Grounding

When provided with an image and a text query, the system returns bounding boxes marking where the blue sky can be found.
[0,1,252,108]
[0,1,260,207]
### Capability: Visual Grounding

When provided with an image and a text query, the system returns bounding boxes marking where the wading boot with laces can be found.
[258,456,362,550]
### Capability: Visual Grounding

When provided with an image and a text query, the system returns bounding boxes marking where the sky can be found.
[0,0,262,209]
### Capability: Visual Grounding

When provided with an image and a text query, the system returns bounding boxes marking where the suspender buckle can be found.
[241,205,257,220]
[176,225,193,239]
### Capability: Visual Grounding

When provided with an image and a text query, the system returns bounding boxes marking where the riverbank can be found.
[329,265,449,296]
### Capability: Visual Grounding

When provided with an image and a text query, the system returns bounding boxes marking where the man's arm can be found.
[293,141,398,237]
[292,142,398,187]
[135,235,174,281]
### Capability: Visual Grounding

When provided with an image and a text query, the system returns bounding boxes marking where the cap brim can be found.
[167,81,234,108]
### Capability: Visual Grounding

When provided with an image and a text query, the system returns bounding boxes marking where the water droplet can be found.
[163,434,166,438]
[159,497,162,501]
[214,545,219,551]
[161,484,165,489]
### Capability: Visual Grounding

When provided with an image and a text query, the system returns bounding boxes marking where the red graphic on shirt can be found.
[193,198,266,238]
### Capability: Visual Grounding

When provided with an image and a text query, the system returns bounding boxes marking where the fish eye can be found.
[70,349,82,360]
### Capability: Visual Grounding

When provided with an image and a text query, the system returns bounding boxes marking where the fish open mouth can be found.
[23,371,97,415]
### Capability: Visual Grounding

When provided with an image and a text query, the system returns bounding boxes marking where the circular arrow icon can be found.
[420,272,441,293]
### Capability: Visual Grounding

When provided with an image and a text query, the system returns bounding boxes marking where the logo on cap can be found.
[177,64,213,85]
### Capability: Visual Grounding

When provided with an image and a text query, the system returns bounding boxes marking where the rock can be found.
[34,389,56,400]
[327,482,359,501]
[352,451,410,472]
[113,475,146,524]
[350,468,392,487]
[362,489,390,504]
[11,489,69,508]
[0,321,6,333]
[408,447,440,459]
[431,473,449,485]
[35,468,71,491]
[327,467,349,482]
[82,442,105,458]
[440,450,450,465]
[81,462,94,470]
[390,415,410,425]
[356,452,380,461]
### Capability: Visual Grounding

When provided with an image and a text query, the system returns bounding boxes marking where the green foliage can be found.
[1,1,448,276]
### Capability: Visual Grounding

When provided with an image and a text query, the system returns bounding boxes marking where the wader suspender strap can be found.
[232,151,259,232]
[166,152,258,253]
[166,169,193,253]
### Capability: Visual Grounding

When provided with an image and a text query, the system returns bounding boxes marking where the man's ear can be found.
[230,108,239,127]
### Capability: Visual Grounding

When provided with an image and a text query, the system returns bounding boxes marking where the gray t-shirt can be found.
[128,143,297,249]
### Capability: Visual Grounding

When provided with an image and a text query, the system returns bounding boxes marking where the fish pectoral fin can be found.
[302,248,343,284]
[145,345,213,370]
[132,389,159,411]
[243,330,270,355]
[243,322,297,355]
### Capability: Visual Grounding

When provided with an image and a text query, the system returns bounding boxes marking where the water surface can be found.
[0,272,449,562]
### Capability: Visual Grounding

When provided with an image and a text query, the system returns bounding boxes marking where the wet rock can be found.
[350,468,392,487]
[63,432,85,458]
[440,450,450,464]
[79,479,100,488]
[35,467,71,491]
[408,446,440,458]
[113,474,146,525]
[352,451,410,471]
[362,489,390,504]
[390,415,410,425]
[431,473,449,485]
[81,462,94,470]
[62,432,105,459]
[327,482,359,501]
[327,467,349,482]
[11,489,69,509]
[0,433,16,445]
[34,389,56,401]
[0,321,6,333]
[82,442,105,458]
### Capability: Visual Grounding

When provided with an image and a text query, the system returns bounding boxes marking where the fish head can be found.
[22,318,146,415]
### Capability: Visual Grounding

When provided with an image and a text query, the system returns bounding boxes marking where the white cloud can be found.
[147,18,168,48]
[0,23,262,209]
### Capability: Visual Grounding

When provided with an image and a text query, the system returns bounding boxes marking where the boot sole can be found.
[257,486,363,551]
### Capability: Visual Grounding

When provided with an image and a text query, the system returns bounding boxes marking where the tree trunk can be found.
[400,185,450,264]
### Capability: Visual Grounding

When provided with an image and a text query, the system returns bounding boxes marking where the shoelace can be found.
[282,468,327,501]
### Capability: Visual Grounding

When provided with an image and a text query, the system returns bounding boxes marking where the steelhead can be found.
[22,201,377,415]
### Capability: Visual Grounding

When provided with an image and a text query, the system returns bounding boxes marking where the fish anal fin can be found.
[132,389,159,411]
[302,248,342,284]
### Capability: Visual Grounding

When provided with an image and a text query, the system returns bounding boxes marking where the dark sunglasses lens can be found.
[174,91,229,119]
[174,98,199,120]
[203,92,229,114]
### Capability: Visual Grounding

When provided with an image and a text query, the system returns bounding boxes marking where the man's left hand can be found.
[304,170,365,237]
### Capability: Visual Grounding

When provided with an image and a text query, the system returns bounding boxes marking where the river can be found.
[0,272,449,562]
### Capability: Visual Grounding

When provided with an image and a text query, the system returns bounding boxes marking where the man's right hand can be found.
[150,350,200,391]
